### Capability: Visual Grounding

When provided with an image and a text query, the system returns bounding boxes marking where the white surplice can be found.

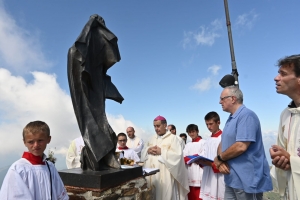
[200,132,225,200]
[183,138,206,187]
[141,131,189,200]
[177,135,186,149]
[66,136,84,169]
[116,148,140,163]
[0,157,68,200]
[271,104,300,200]
[127,136,144,158]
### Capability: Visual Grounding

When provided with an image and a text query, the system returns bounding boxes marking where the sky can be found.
[0,0,299,183]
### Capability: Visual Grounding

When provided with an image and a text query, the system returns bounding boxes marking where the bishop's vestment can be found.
[141,131,189,200]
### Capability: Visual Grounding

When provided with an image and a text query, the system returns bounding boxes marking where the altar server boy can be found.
[0,121,69,200]
[199,112,225,200]
[183,124,206,200]
[116,132,140,163]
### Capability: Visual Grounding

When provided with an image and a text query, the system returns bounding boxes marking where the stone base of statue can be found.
[59,167,155,200]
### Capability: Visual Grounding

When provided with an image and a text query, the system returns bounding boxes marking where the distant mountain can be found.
[262,130,278,165]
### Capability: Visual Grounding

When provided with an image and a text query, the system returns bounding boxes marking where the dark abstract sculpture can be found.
[67,14,124,171]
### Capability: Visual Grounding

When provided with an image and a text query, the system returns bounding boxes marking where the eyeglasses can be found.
[220,96,232,101]
[118,140,127,142]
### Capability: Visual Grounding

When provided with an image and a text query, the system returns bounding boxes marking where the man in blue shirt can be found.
[214,85,272,200]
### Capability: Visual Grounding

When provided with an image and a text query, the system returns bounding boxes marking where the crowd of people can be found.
[0,54,299,199]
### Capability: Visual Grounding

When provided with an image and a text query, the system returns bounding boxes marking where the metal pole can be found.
[224,0,239,87]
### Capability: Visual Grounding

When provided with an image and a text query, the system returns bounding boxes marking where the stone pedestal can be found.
[59,167,155,200]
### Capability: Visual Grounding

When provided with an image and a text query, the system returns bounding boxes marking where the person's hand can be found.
[213,156,222,168]
[271,155,290,170]
[196,160,212,167]
[152,146,161,155]
[270,145,291,170]
[147,146,155,155]
[218,162,230,174]
[270,145,290,158]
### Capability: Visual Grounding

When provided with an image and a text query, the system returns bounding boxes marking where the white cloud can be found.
[235,10,259,30]
[194,27,220,46]
[0,68,148,168]
[191,65,222,92]
[107,114,149,142]
[0,4,51,74]
[183,19,222,49]
[211,19,222,31]
[0,68,79,156]
[208,65,221,75]
[191,77,212,92]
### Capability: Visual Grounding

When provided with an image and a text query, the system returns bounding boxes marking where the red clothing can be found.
[192,136,202,142]
[188,186,202,200]
[118,146,129,150]
[211,130,222,137]
[22,152,45,165]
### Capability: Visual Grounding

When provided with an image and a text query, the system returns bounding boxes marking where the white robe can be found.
[183,139,206,187]
[141,131,189,200]
[177,135,186,149]
[116,148,140,163]
[66,136,84,169]
[0,158,68,200]
[200,133,225,200]
[127,136,144,158]
[271,105,300,200]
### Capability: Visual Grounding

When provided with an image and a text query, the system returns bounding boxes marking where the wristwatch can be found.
[217,154,224,162]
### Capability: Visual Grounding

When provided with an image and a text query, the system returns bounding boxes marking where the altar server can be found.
[199,112,225,200]
[116,132,140,163]
[183,124,206,200]
[0,121,68,200]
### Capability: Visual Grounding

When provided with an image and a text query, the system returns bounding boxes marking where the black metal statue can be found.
[67,14,124,171]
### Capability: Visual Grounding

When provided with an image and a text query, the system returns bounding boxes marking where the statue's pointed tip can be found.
[89,14,105,25]
[90,14,99,19]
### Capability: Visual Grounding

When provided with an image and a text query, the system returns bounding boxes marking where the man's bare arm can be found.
[220,141,251,161]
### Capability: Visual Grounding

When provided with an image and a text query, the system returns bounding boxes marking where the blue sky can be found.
[0,0,299,178]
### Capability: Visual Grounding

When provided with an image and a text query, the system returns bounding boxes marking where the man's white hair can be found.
[226,85,243,104]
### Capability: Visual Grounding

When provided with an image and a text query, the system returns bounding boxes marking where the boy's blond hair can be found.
[23,121,50,140]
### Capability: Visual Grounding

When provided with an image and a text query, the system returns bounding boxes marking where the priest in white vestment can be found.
[270,103,300,200]
[116,132,140,163]
[126,126,144,158]
[66,136,84,169]
[183,124,206,200]
[141,115,189,200]
[270,55,300,200]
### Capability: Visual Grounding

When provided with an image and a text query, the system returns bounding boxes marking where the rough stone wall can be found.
[66,177,155,200]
